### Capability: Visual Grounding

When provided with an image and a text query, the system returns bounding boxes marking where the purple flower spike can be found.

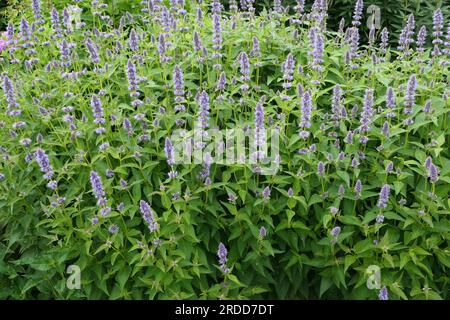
[91,94,105,125]
[217,242,230,273]
[140,200,159,232]
[254,96,266,160]
[299,90,312,138]
[172,65,185,106]
[379,286,389,300]
[259,226,267,238]
[428,163,439,183]
[165,137,175,166]
[317,161,325,176]
[416,26,427,52]
[262,186,271,200]
[129,28,139,51]
[90,171,107,207]
[35,148,54,180]
[126,59,139,94]
[354,179,362,198]
[282,53,295,89]
[352,0,364,27]
[331,226,341,237]
[377,184,390,209]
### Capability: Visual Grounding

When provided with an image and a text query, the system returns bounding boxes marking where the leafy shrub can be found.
[0,0,449,300]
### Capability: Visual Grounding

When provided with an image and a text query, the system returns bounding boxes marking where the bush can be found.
[0,0,449,300]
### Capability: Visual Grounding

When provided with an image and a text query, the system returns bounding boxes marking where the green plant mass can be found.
[0,0,449,300]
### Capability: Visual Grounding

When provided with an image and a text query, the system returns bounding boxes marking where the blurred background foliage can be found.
[1,0,449,46]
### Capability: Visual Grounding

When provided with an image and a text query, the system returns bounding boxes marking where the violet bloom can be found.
[386,87,396,111]
[432,9,444,46]
[282,53,295,89]
[229,0,238,13]
[195,91,210,148]
[51,8,62,37]
[251,36,261,58]
[165,137,175,166]
[354,179,362,198]
[217,242,230,273]
[254,97,266,160]
[416,26,427,52]
[3,74,20,116]
[379,286,389,300]
[259,226,267,238]
[32,0,43,23]
[345,131,353,144]
[85,38,100,64]
[239,51,250,91]
[299,90,312,138]
[287,187,294,197]
[382,121,390,137]
[90,171,107,206]
[193,31,203,53]
[428,163,439,183]
[404,74,417,114]
[211,0,222,14]
[359,88,375,134]
[123,118,134,135]
[129,28,139,51]
[377,184,390,209]
[172,65,185,106]
[423,100,432,113]
[60,39,71,67]
[140,200,159,232]
[380,27,389,53]
[91,94,105,125]
[212,14,222,58]
[157,34,169,63]
[309,28,324,72]
[376,214,385,224]
[331,84,343,123]
[398,14,415,55]
[317,161,325,176]
[216,71,227,91]
[108,224,119,234]
[262,186,271,200]
[126,59,139,94]
[331,226,341,237]
[338,184,345,197]
[35,148,54,180]
[386,161,394,173]
[352,0,364,27]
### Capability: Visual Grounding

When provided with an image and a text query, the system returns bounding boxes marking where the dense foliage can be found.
[0,0,449,300]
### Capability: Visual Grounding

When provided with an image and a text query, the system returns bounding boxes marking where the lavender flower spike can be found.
[354,179,362,198]
[254,96,266,160]
[139,200,159,232]
[404,74,417,114]
[299,89,312,138]
[352,0,364,27]
[129,28,139,51]
[35,148,54,180]
[379,286,389,300]
[416,26,427,52]
[91,94,105,124]
[282,53,295,89]
[126,60,139,96]
[217,242,230,273]
[172,65,185,106]
[165,137,175,166]
[90,171,107,206]
[377,184,390,209]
